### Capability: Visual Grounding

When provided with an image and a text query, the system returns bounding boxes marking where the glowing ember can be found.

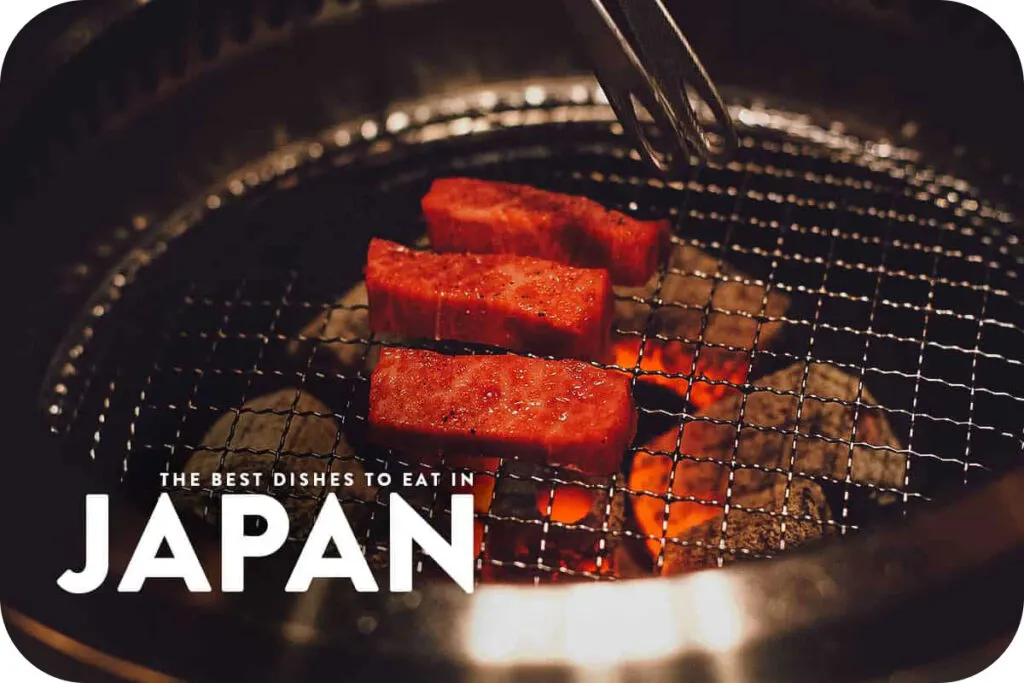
[411,454,498,559]
[612,337,749,409]
[474,520,484,556]
[491,533,610,582]
[629,429,726,560]
[535,485,595,524]
[477,481,621,583]
[547,550,603,580]
[446,455,499,558]
[448,455,499,512]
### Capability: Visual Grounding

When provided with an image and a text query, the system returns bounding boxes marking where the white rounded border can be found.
[0,0,1021,681]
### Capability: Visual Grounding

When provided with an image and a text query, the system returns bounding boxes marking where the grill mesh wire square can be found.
[42,80,1024,584]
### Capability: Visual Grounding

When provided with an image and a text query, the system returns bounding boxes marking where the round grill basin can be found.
[42,78,1024,586]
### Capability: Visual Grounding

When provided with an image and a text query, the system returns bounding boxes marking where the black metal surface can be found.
[2,0,1023,220]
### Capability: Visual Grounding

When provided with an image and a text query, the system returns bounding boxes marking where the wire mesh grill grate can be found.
[43,79,1024,583]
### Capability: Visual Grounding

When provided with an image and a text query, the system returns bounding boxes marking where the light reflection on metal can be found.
[478,90,499,110]
[570,84,590,104]
[360,120,379,140]
[282,579,331,645]
[465,575,746,668]
[4,607,182,683]
[465,588,562,664]
[334,128,352,147]
[564,581,681,666]
[449,117,474,136]
[524,85,547,106]
[386,111,411,133]
[682,571,748,653]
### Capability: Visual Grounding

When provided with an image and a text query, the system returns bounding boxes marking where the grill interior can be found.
[43,79,1024,585]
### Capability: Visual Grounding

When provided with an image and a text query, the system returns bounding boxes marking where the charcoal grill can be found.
[1,1,1022,682]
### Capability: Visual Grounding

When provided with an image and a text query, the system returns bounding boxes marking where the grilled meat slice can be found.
[365,239,613,361]
[369,348,637,475]
[422,178,670,286]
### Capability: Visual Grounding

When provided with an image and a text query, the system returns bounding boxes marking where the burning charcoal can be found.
[607,490,648,579]
[661,477,835,575]
[611,243,790,408]
[629,441,727,562]
[474,460,635,582]
[612,339,752,410]
[629,361,904,571]
[696,362,906,496]
[375,453,634,585]
[175,389,377,539]
[614,243,790,350]
[489,459,546,520]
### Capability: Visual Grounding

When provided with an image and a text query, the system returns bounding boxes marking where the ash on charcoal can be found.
[661,476,834,574]
[629,361,905,575]
[615,243,791,350]
[489,459,547,520]
[489,460,620,527]
[175,389,377,539]
[699,361,906,496]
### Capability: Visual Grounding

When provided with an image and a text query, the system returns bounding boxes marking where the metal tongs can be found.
[563,0,738,174]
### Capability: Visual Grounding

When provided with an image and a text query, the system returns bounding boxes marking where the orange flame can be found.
[617,336,746,563]
[612,337,749,410]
